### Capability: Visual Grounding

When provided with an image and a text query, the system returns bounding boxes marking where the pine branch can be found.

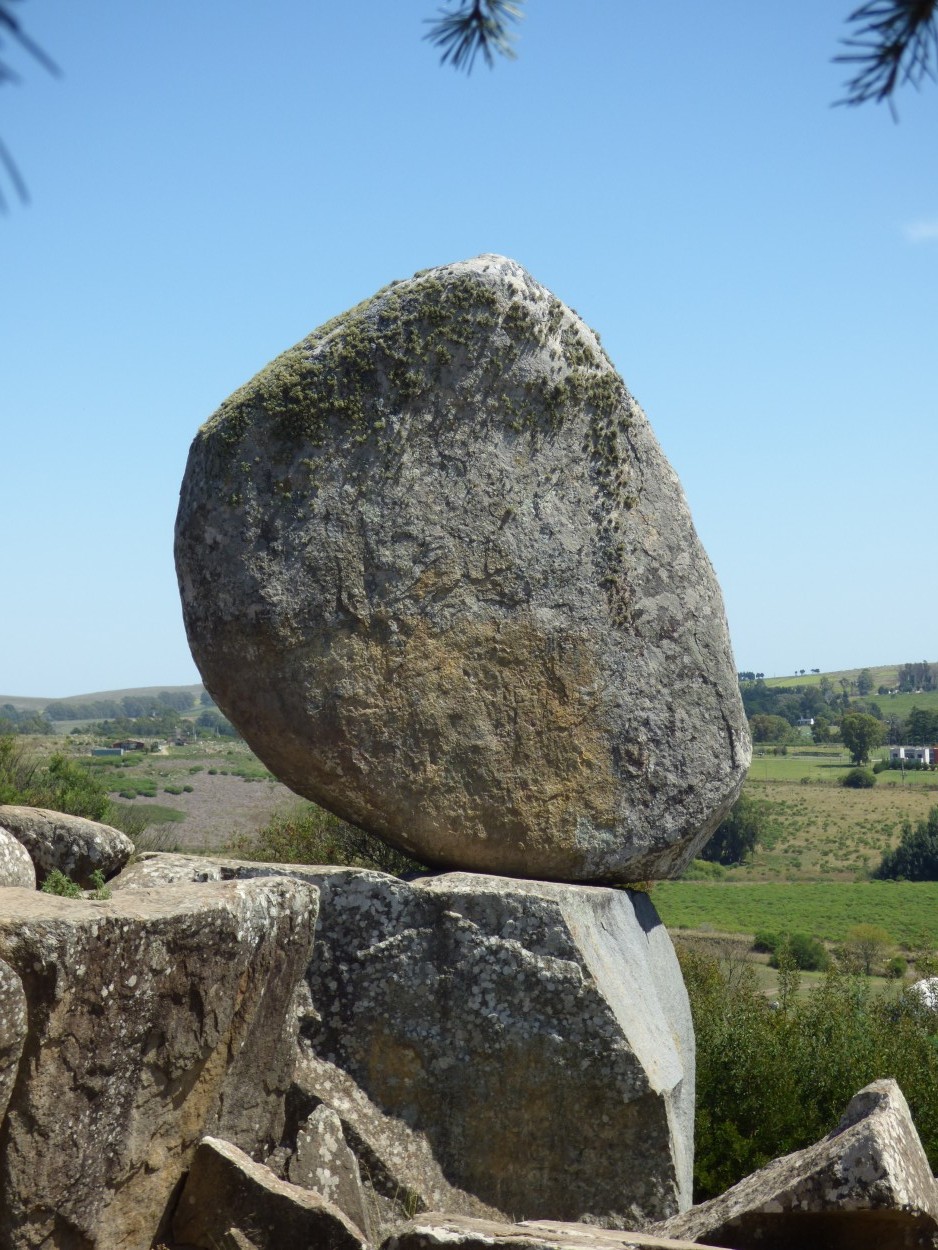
[0,1,60,209]
[836,0,938,108]
[425,0,523,73]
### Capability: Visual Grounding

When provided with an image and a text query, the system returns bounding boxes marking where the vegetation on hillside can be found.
[877,808,938,881]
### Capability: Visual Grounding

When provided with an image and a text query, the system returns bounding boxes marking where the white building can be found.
[889,746,933,765]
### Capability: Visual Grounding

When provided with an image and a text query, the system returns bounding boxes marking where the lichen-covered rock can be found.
[110,853,694,1226]
[383,1214,724,1250]
[0,957,27,1130]
[175,255,749,882]
[0,826,35,889]
[286,1104,374,1241]
[0,878,318,1250]
[173,1136,368,1250]
[0,804,133,886]
[652,1079,938,1249]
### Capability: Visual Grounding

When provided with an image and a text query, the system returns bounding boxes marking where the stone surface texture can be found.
[175,254,749,882]
[114,853,695,1226]
[383,1213,727,1250]
[0,878,318,1250]
[172,1135,368,1250]
[0,957,27,1130]
[652,1079,938,1250]
[286,1103,374,1241]
[0,804,133,887]
[0,826,35,889]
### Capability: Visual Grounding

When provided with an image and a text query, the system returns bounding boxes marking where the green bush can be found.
[841,768,876,789]
[887,955,908,979]
[40,869,82,898]
[679,945,938,1200]
[752,930,779,954]
[231,802,427,876]
[0,737,111,820]
[769,932,829,972]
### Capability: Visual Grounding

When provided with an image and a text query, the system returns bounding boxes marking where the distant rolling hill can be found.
[0,684,205,711]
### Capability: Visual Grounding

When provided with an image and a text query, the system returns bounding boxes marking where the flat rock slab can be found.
[0,804,133,886]
[383,1214,727,1250]
[173,1135,368,1250]
[0,878,318,1250]
[652,1079,938,1249]
[0,826,35,889]
[113,853,694,1226]
[175,254,749,882]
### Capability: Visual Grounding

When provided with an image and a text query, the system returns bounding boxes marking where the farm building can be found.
[889,746,934,765]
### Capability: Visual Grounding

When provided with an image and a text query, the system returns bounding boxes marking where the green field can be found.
[654,880,938,947]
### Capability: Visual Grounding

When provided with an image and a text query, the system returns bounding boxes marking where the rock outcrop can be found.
[172,1135,369,1250]
[112,853,694,1226]
[0,878,318,1250]
[0,804,133,886]
[285,1104,375,1241]
[0,826,35,889]
[651,1079,938,1249]
[175,254,749,882]
[383,1213,726,1250]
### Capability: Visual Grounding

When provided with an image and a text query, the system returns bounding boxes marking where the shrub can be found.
[231,802,427,877]
[769,932,829,972]
[679,945,938,1201]
[841,768,876,789]
[0,737,111,820]
[40,869,82,899]
[752,930,779,954]
[887,955,908,979]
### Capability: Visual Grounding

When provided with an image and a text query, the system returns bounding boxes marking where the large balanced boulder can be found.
[175,255,749,882]
[0,804,133,886]
[112,853,695,1226]
[0,878,318,1250]
[652,1079,938,1249]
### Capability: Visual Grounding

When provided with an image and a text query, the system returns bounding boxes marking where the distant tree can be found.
[898,661,936,693]
[856,668,874,696]
[749,713,795,744]
[877,808,938,881]
[199,690,215,707]
[840,712,885,764]
[811,716,832,744]
[906,707,938,744]
[157,690,195,712]
[840,924,892,976]
[700,793,767,866]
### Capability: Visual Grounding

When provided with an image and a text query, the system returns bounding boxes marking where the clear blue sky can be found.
[2,2,936,697]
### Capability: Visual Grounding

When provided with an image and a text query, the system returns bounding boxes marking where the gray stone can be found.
[172,1135,368,1250]
[287,1103,374,1241]
[0,826,35,889]
[0,804,133,887]
[175,254,749,882]
[383,1214,726,1250]
[111,852,694,1224]
[0,957,27,1130]
[0,878,318,1250]
[652,1079,938,1249]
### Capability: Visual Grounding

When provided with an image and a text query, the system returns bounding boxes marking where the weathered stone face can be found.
[114,854,696,1227]
[0,878,318,1250]
[0,827,35,890]
[175,254,749,881]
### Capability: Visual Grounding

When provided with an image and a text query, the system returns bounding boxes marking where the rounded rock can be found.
[175,255,750,881]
